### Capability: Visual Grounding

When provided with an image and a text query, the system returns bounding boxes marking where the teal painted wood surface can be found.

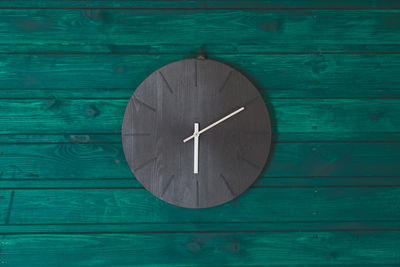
[0,10,399,53]
[1,187,400,224]
[0,1,399,266]
[1,0,400,8]
[1,143,400,182]
[0,54,400,98]
[2,232,400,266]
[0,99,399,138]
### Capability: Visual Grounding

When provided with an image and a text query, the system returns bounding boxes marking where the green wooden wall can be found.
[1,0,400,266]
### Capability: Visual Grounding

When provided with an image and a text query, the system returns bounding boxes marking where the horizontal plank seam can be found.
[2,228,400,235]
[0,7,400,11]
[3,220,399,225]
[1,140,400,145]
[0,132,121,135]
[1,185,400,190]
[0,142,123,145]
[274,140,400,143]
[0,52,400,55]
[2,97,400,100]
[0,176,398,180]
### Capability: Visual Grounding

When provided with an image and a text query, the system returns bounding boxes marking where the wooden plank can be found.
[0,54,399,98]
[0,0,400,9]
[0,178,141,189]
[0,98,399,141]
[0,10,399,53]
[0,99,125,135]
[1,176,400,189]
[1,232,399,266]
[1,143,399,180]
[0,143,132,179]
[0,134,121,144]
[1,232,400,266]
[3,187,400,224]
[2,44,400,54]
[1,220,400,234]
[1,132,400,144]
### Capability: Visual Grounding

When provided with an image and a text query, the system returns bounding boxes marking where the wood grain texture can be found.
[2,220,400,234]
[1,0,400,8]
[0,10,399,53]
[2,176,400,189]
[0,54,399,98]
[1,143,400,181]
[3,187,400,224]
[0,134,121,144]
[1,231,400,266]
[0,98,399,142]
[0,0,399,265]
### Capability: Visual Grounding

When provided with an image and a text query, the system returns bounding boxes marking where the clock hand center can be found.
[183,106,245,143]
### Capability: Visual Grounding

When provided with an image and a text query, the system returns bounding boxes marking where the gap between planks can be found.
[1,183,400,190]
[1,221,400,235]
[0,52,400,55]
[0,7,400,10]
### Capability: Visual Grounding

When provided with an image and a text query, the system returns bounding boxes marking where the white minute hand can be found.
[183,107,245,143]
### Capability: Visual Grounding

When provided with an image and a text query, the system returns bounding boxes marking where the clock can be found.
[122,58,271,208]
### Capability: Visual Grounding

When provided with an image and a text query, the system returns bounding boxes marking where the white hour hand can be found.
[193,123,199,174]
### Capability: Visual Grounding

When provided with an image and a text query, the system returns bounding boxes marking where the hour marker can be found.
[159,71,174,94]
[238,155,260,170]
[220,174,236,196]
[218,71,232,93]
[134,97,156,112]
[134,157,157,172]
[161,174,175,197]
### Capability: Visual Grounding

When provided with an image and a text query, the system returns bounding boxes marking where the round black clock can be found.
[122,58,271,208]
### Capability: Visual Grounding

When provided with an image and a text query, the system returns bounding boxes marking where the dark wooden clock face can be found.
[122,59,271,208]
